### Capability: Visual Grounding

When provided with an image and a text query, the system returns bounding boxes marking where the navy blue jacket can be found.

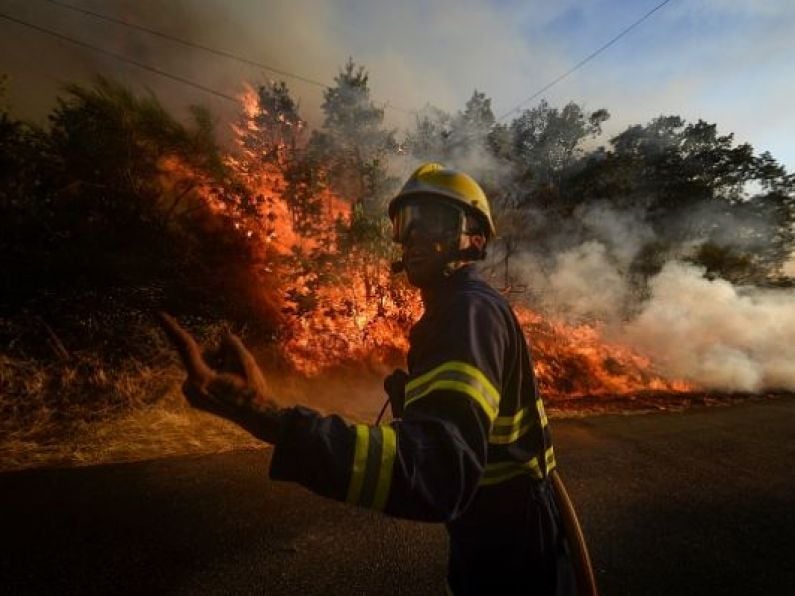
[270,266,564,594]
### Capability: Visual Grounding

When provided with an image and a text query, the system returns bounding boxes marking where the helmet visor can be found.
[391,201,464,243]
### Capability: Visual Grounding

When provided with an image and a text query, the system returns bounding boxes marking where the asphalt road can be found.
[2,396,793,595]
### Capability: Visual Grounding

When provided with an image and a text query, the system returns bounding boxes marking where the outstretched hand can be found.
[157,312,284,443]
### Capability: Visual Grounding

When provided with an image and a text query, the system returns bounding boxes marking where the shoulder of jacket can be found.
[455,280,510,311]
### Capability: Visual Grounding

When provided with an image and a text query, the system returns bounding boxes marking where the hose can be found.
[551,469,599,596]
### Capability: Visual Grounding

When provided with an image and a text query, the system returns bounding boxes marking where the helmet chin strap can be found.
[442,246,487,277]
[457,245,486,261]
[390,245,485,276]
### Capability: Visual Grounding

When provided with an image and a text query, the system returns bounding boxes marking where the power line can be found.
[44,0,330,91]
[0,12,239,103]
[5,1,675,123]
[496,0,674,122]
[42,0,413,115]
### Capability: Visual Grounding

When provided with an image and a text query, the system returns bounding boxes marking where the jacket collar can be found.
[420,264,480,310]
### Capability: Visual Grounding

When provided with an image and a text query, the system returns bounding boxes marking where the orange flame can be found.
[514,308,692,396]
[162,88,695,399]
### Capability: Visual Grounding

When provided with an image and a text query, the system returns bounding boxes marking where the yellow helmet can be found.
[388,163,496,240]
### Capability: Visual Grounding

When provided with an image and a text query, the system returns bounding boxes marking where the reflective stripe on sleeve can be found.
[345,424,370,504]
[536,397,548,427]
[479,456,544,486]
[346,424,397,511]
[479,443,556,486]
[489,398,548,445]
[544,446,556,475]
[405,361,499,422]
[372,426,397,511]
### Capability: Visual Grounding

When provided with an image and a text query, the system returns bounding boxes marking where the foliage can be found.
[403,89,793,286]
[508,100,608,189]
[2,64,793,357]
[310,58,398,215]
[240,81,304,168]
[1,63,794,454]
[305,59,401,298]
[569,116,795,281]
[0,77,279,344]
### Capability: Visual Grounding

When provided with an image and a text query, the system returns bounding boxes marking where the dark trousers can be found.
[446,479,575,595]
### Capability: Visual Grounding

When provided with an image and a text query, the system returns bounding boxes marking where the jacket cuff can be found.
[268,406,354,502]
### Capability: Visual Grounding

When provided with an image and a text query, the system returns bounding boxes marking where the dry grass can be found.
[0,320,391,472]
[0,314,273,472]
[2,320,775,473]
[0,352,268,472]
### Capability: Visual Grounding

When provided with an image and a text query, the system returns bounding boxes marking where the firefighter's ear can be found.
[460,233,487,261]
[469,234,486,253]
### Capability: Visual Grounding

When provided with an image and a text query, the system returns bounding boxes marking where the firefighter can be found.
[160,162,575,595]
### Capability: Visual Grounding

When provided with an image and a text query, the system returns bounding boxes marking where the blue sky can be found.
[1,0,794,169]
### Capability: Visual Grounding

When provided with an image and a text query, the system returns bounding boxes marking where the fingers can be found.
[223,333,264,381]
[157,312,215,383]
[183,379,236,419]
[206,373,249,405]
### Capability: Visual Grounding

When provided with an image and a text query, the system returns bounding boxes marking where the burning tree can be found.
[223,74,695,395]
[0,77,290,341]
[230,69,417,375]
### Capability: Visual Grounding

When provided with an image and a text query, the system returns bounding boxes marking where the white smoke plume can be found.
[502,214,795,392]
[623,262,795,392]
[575,202,657,269]
[509,242,629,322]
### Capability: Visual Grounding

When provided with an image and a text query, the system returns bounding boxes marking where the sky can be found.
[1,0,794,170]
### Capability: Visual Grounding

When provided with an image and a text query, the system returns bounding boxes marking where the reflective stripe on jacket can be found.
[269,266,561,592]
[269,266,553,516]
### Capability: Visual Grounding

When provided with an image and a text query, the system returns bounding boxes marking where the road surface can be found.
[2,396,793,594]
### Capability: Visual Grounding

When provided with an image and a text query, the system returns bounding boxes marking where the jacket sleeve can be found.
[269,293,508,522]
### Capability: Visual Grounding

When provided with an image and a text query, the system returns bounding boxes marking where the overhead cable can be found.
[496,0,675,121]
[43,0,412,115]
[0,12,239,102]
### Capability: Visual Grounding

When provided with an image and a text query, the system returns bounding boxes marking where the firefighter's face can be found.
[396,202,464,288]
[401,224,461,288]
[392,198,486,288]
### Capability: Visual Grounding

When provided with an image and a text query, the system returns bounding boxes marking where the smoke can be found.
[439,134,794,393]
[576,202,658,267]
[0,0,561,135]
[508,242,627,322]
[487,190,795,392]
[624,262,795,392]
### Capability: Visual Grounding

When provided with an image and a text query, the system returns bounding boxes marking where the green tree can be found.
[405,104,452,162]
[447,90,497,159]
[311,58,397,215]
[405,90,500,167]
[476,101,608,283]
[571,115,795,282]
[0,77,276,330]
[308,59,400,298]
[510,100,609,192]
